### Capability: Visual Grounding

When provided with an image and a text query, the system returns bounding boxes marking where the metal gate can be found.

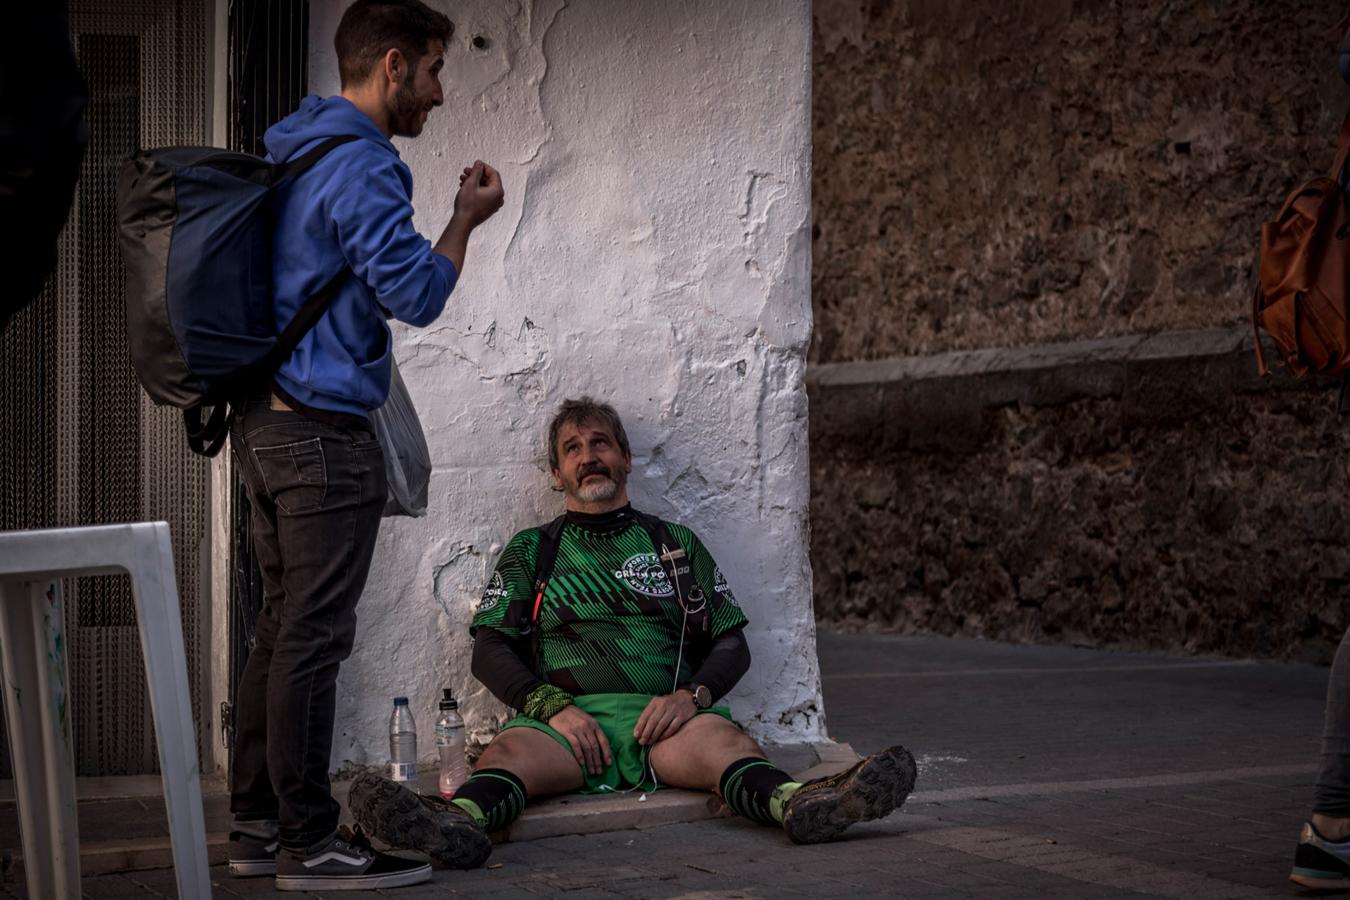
[223,0,311,761]
[0,0,210,775]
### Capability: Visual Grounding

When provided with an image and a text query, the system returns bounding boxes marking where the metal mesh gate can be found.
[0,0,210,776]
[224,0,311,761]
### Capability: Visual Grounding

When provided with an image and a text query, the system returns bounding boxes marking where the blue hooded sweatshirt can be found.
[263,95,458,416]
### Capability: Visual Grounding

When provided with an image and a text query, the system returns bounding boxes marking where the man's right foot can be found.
[1291,820,1350,890]
[348,772,492,869]
[227,819,278,877]
[782,744,917,844]
[274,827,431,891]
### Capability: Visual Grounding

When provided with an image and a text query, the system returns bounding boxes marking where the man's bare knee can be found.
[474,727,582,797]
[474,729,535,771]
[651,713,765,791]
[688,714,762,755]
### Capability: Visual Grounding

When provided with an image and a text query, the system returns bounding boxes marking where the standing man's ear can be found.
[551,470,564,492]
[382,47,406,85]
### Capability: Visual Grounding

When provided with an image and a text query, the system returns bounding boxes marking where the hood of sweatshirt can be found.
[263,94,396,162]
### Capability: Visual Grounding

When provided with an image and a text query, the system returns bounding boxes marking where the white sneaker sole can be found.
[274,862,432,891]
[227,859,276,877]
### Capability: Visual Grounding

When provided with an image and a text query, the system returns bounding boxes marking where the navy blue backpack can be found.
[116,135,356,456]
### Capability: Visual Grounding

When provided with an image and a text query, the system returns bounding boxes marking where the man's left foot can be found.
[348,772,492,869]
[227,819,279,877]
[782,744,917,844]
[1291,820,1350,889]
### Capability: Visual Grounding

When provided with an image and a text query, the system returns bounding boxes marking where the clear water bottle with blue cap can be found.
[389,696,417,782]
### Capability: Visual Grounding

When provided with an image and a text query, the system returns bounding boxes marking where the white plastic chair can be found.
[0,522,210,899]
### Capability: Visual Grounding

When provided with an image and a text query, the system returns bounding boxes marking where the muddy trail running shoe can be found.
[348,771,493,869]
[782,744,918,845]
[1291,820,1350,890]
[227,819,278,877]
[274,825,430,891]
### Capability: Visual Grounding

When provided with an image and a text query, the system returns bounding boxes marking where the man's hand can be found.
[454,160,504,228]
[633,691,697,746]
[547,705,612,776]
[434,161,504,272]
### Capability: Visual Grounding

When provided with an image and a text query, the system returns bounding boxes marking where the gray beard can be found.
[575,477,619,503]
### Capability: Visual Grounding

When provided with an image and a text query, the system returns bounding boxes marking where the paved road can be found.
[9,631,1333,898]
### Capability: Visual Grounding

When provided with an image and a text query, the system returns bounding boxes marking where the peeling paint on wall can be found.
[312,0,821,768]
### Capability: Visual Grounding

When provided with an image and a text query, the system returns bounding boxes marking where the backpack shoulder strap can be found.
[500,515,566,676]
[497,516,567,634]
[259,134,365,376]
[275,134,361,184]
[634,511,710,642]
[528,515,568,627]
[261,267,352,375]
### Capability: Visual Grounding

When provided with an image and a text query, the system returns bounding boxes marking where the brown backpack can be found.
[1252,113,1350,378]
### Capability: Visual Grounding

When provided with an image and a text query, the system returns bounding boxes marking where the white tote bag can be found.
[369,358,430,517]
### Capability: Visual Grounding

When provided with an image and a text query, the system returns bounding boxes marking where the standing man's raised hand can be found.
[436,159,504,272]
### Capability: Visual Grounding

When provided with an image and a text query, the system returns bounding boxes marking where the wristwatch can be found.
[686,684,712,709]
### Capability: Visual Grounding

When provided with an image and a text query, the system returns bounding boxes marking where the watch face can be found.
[694,685,712,708]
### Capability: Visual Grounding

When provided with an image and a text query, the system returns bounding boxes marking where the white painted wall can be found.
[309,0,821,769]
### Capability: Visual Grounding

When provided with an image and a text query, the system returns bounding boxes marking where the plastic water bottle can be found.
[436,688,469,798]
[389,697,417,782]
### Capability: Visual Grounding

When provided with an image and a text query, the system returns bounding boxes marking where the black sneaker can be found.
[1291,821,1350,890]
[274,826,431,891]
[228,819,278,877]
[348,772,492,869]
[782,744,917,844]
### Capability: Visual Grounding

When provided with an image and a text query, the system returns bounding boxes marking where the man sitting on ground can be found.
[348,397,916,867]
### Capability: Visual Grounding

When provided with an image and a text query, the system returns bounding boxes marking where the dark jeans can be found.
[228,401,387,849]
[1317,627,1350,816]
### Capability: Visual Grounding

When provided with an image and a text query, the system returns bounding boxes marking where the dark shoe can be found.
[782,744,917,845]
[1291,821,1350,890]
[348,772,492,869]
[274,826,431,891]
[228,819,278,877]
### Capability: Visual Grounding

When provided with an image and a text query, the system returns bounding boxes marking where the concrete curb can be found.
[4,741,861,878]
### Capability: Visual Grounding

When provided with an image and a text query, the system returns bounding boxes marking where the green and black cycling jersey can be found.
[471,505,749,699]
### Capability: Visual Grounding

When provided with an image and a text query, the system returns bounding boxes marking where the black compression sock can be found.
[718,757,798,826]
[450,769,528,833]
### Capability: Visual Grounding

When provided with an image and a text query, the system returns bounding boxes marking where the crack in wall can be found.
[417,316,550,383]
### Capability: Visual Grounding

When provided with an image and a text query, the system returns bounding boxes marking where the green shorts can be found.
[500,692,736,793]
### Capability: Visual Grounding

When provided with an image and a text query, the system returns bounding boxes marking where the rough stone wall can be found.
[812,0,1350,362]
[306,0,820,769]
[808,331,1350,664]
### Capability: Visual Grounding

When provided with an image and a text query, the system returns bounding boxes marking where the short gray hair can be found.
[546,397,631,472]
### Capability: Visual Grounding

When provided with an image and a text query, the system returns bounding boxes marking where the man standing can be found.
[226,1,504,890]
[1287,31,1350,893]
[346,397,916,868]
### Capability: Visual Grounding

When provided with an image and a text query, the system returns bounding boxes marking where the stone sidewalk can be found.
[1,630,1333,898]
